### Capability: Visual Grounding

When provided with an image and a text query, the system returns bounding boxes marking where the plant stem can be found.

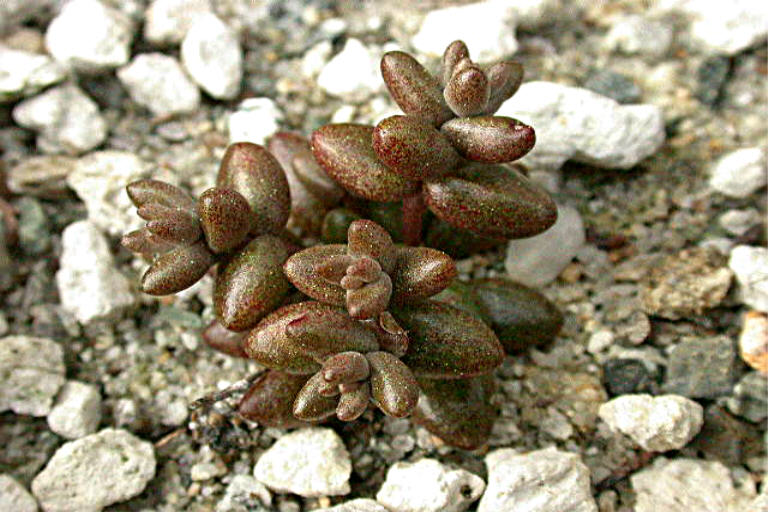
[402,192,426,246]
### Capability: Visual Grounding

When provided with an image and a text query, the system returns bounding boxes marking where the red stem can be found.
[402,192,426,246]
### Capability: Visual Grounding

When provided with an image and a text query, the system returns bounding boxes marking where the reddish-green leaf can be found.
[440,116,535,163]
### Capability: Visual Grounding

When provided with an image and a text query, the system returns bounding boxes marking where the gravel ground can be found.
[0,1,766,511]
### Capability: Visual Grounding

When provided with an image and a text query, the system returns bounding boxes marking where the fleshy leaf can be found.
[442,40,470,86]
[126,179,196,211]
[293,372,339,421]
[390,246,457,304]
[411,375,496,450]
[214,234,292,331]
[202,319,248,358]
[322,352,370,384]
[198,188,253,253]
[121,228,174,255]
[484,61,524,115]
[373,115,460,180]
[380,51,454,127]
[284,244,347,306]
[423,216,504,259]
[238,371,310,428]
[370,312,409,357]
[336,383,370,421]
[423,163,558,239]
[346,273,392,320]
[321,208,362,243]
[138,203,201,246]
[444,65,490,117]
[141,240,215,295]
[440,116,535,163]
[347,219,397,273]
[311,124,420,202]
[216,142,291,235]
[366,351,419,418]
[392,300,504,379]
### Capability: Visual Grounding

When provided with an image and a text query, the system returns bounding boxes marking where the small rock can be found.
[55,221,136,324]
[17,197,51,255]
[739,311,768,374]
[583,70,641,104]
[66,151,147,236]
[144,0,212,45]
[0,474,37,512]
[47,381,102,440]
[719,208,762,236]
[412,1,518,61]
[0,45,66,102]
[665,336,735,398]
[604,15,674,57]
[216,475,271,512]
[301,40,332,78]
[587,330,615,354]
[31,429,156,512]
[228,97,283,144]
[12,85,107,155]
[6,155,77,198]
[478,447,597,512]
[317,499,389,512]
[631,457,756,511]
[0,335,65,416]
[708,147,767,198]
[181,13,242,100]
[692,405,761,466]
[726,371,768,423]
[602,358,657,395]
[254,428,351,497]
[317,39,381,102]
[504,204,585,287]
[376,458,485,512]
[190,461,227,481]
[598,394,703,451]
[657,0,768,55]
[498,82,665,170]
[44,0,133,72]
[695,56,731,106]
[117,53,200,116]
[729,245,768,312]
[641,247,732,320]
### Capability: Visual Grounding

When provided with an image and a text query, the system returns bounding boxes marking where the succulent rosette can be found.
[310,40,558,244]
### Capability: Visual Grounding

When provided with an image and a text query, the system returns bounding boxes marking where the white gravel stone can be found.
[718,208,762,236]
[412,1,518,61]
[117,53,200,116]
[0,45,66,102]
[216,475,272,512]
[598,394,703,451]
[302,40,333,78]
[656,0,768,55]
[739,311,768,374]
[604,15,674,57]
[181,13,242,100]
[66,151,148,236]
[254,427,351,497]
[708,147,766,198]
[47,381,102,440]
[0,335,65,417]
[505,204,585,287]
[0,474,38,512]
[144,0,212,45]
[56,221,136,324]
[12,85,107,155]
[498,81,665,170]
[31,428,156,512]
[631,457,756,512]
[317,39,381,102]
[729,245,768,313]
[44,0,133,72]
[376,458,484,512]
[478,447,597,512]
[228,97,283,144]
[318,499,389,512]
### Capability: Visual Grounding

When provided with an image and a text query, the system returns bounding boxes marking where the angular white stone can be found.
[376,458,484,512]
[47,381,102,440]
[412,1,518,61]
[216,475,272,512]
[302,40,333,78]
[317,39,381,102]
[254,428,351,497]
[718,208,762,236]
[318,499,389,512]
[478,447,597,512]
[604,15,674,57]
[32,429,156,512]
[505,204,585,287]
[12,85,107,155]
[708,147,766,198]
[0,335,65,417]
[729,245,768,313]
[498,82,665,170]
[118,53,200,116]
[181,13,242,100]
[0,474,38,512]
[0,45,66,103]
[228,97,283,145]
[66,151,147,236]
[144,0,212,45]
[45,0,133,72]
[598,394,703,451]
[631,458,756,512]
[56,221,136,324]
